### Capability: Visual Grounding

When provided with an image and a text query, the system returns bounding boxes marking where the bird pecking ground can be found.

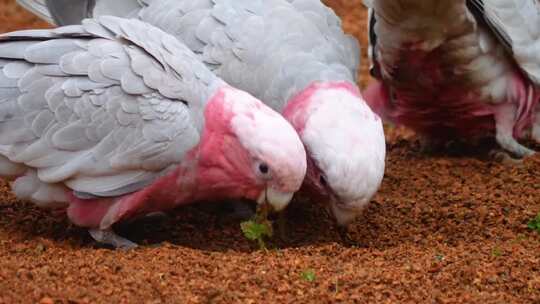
[0,0,539,303]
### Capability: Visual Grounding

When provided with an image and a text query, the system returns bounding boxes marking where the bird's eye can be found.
[319,175,327,186]
[258,163,269,175]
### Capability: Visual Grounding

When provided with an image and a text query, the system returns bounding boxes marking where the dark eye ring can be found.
[259,163,269,174]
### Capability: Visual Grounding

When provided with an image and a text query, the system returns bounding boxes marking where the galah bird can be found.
[0,16,308,248]
[17,0,387,228]
[363,0,540,158]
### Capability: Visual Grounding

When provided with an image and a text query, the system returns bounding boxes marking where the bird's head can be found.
[198,86,307,212]
[283,82,386,226]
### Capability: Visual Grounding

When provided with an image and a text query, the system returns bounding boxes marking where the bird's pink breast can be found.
[367,48,505,139]
[66,157,200,228]
[391,86,495,139]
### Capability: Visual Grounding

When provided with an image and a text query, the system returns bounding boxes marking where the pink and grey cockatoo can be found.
[363,0,540,158]
[17,0,387,227]
[0,16,307,248]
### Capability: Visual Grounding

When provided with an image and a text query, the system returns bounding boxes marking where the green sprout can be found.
[491,247,503,257]
[528,213,540,234]
[300,269,316,282]
[241,220,273,250]
[240,203,273,250]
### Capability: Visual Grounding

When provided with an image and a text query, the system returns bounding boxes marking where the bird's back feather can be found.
[0,16,219,201]
[18,0,360,112]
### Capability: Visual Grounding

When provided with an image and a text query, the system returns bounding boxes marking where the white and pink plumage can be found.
[0,16,307,247]
[364,0,540,157]
[16,0,388,227]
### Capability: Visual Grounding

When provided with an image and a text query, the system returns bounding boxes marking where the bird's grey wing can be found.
[29,0,359,110]
[285,0,360,80]
[16,0,144,25]
[15,0,56,24]
[0,17,212,197]
[137,0,356,111]
[46,0,95,25]
[467,0,540,85]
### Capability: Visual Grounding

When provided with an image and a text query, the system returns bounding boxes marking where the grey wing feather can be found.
[0,17,218,198]
[46,0,95,25]
[287,0,360,75]
[19,0,359,110]
[138,0,358,111]
[16,0,56,24]
[467,0,540,85]
[16,0,144,26]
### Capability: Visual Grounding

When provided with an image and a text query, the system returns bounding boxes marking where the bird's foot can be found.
[88,228,138,249]
[494,135,535,158]
[494,103,536,158]
[488,149,524,166]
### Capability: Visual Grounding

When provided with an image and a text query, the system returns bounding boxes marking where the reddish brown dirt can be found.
[0,1,539,303]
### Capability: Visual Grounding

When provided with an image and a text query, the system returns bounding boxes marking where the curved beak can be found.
[328,194,369,227]
[257,187,294,212]
[330,201,361,227]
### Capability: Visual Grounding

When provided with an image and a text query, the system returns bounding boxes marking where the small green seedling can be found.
[491,247,503,257]
[240,219,273,250]
[300,269,316,282]
[241,203,273,250]
[527,213,540,234]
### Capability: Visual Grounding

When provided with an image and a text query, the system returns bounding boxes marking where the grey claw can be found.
[88,228,138,249]
[488,150,524,166]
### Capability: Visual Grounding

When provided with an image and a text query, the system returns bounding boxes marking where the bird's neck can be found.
[65,148,258,229]
[282,81,362,133]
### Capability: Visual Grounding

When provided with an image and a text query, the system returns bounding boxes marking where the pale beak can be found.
[257,187,294,212]
[329,197,368,227]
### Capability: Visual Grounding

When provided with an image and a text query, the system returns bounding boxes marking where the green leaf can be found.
[241,220,272,240]
[240,219,273,251]
[491,247,503,257]
[528,213,540,233]
[300,269,316,282]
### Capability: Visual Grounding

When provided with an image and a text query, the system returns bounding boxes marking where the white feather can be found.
[301,87,385,205]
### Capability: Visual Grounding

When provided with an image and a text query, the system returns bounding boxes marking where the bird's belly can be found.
[383,46,513,139]
[391,89,495,139]
[373,6,539,140]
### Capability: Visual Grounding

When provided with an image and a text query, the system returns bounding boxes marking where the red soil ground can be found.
[0,0,539,303]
